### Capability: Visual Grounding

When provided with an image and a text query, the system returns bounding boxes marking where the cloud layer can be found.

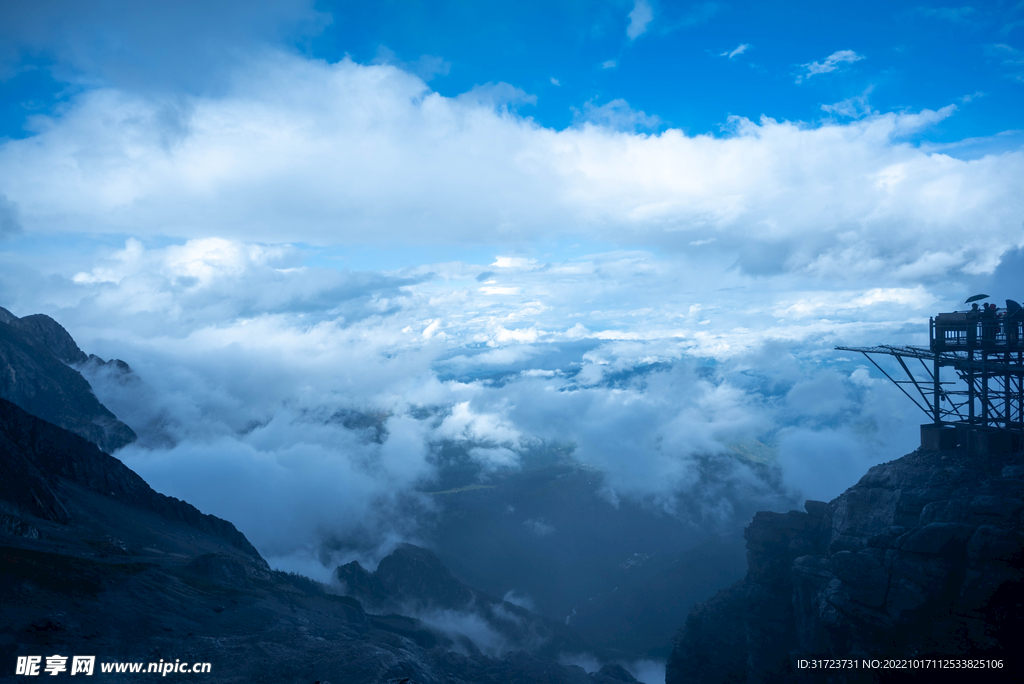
[0,53,1021,283]
[0,232,940,571]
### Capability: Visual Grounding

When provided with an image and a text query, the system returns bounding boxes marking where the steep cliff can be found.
[0,307,136,452]
[667,446,1023,684]
[0,397,261,558]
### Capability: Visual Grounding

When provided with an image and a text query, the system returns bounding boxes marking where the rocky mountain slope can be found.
[0,306,136,452]
[1,397,646,683]
[0,397,259,556]
[667,445,1024,683]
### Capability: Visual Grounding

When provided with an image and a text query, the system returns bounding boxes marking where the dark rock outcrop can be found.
[667,447,1024,684]
[596,663,640,682]
[337,543,598,663]
[0,306,136,451]
[338,543,475,611]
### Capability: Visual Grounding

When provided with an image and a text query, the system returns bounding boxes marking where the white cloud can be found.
[888,104,957,136]
[625,659,667,684]
[456,81,537,109]
[0,54,1018,283]
[821,87,875,119]
[626,0,654,40]
[771,286,935,320]
[986,44,1024,81]
[796,49,865,83]
[415,607,513,657]
[524,518,555,536]
[479,286,521,295]
[720,44,750,59]
[502,590,537,611]
[602,59,618,69]
[492,256,536,269]
[573,98,662,131]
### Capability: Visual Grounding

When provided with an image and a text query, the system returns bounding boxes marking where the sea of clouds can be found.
[0,235,974,568]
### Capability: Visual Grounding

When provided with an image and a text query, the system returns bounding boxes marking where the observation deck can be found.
[838,299,1024,454]
[931,306,1024,352]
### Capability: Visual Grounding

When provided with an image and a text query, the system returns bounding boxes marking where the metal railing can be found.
[931,312,1024,351]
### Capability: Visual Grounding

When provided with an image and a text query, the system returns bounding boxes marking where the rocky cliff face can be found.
[0,306,136,452]
[667,446,1024,684]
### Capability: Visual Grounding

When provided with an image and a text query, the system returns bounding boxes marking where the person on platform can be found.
[982,302,996,341]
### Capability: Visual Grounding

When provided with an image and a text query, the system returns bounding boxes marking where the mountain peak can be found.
[11,314,88,365]
[0,307,136,451]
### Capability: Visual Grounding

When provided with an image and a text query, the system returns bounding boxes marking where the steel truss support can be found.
[836,344,1024,432]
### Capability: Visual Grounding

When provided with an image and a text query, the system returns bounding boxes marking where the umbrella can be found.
[965,294,990,303]
[1007,299,1022,317]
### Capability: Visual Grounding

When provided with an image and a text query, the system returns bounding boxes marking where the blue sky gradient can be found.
[2,1,1022,141]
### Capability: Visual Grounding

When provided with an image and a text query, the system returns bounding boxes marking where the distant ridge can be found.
[0,306,136,452]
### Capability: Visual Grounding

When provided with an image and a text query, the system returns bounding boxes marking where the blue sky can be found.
[3,1,1022,143]
[312,0,1024,139]
[0,0,1022,589]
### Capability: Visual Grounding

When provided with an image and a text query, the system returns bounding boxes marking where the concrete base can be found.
[980,430,1014,455]
[949,424,1022,455]
[921,424,957,451]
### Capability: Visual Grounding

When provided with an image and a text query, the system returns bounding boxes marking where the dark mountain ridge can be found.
[0,306,136,452]
[0,397,259,558]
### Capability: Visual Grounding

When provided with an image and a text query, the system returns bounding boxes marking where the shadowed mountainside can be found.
[1,398,647,683]
[0,397,259,557]
[0,306,136,452]
[667,446,1024,684]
